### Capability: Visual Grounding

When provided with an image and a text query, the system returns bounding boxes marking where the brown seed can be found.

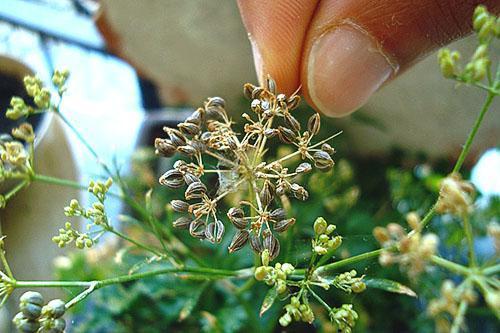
[170,200,189,213]
[159,169,185,188]
[164,127,187,146]
[287,95,301,110]
[205,219,225,243]
[284,112,301,132]
[249,232,263,253]
[184,173,200,185]
[243,83,256,100]
[278,126,296,144]
[274,218,296,233]
[177,145,197,156]
[295,162,312,174]
[185,109,203,126]
[189,219,206,239]
[313,151,334,171]
[154,138,176,157]
[228,230,249,253]
[185,182,207,200]
[260,180,275,207]
[228,207,245,219]
[264,128,279,138]
[207,96,226,108]
[265,77,276,94]
[173,216,191,229]
[307,113,321,135]
[321,143,335,155]
[269,208,286,221]
[178,122,200,136]
[263,230,280,260]
[291,183,309,201]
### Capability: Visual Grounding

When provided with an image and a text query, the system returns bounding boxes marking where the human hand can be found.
[237,0,499,116]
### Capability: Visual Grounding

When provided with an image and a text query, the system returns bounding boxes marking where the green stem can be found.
[450,298,469,333]
[307,286,331,312]
[462,215,477,267]
[33,173,87,191]
[13,266,253,290]
[430,255,471,276]
[3,180,29,202]
[309,248,384,276]
[452,92,495,173]
[418,204,437,230]
[483,263,500,275]
[55,112,113,176]
[107,227,163,257]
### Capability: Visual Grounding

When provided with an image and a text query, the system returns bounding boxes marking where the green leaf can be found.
[179,281,209,321]
[364,278,417,297]
[259,285,278,317]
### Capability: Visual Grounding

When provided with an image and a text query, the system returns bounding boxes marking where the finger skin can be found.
[237,0,319,95]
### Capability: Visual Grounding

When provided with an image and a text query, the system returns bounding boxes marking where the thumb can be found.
[302,0,499,116]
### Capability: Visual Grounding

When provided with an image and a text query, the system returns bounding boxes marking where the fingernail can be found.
[308,25,395,116]
[249,34,264,85]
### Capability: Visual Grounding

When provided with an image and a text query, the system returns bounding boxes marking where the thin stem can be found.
[430,255,471,276]
[3,180,29,201]
[55,112,113,176]
[65,281,98,309]
[450,299,469,333]
[307,286,332,312]
[33,173,88,191]
[483,263,500,275]
[462,215,477,267]
[107,227,163,257]
[310,248,384,276]
[452,92,495,173]
[13,266,253,290]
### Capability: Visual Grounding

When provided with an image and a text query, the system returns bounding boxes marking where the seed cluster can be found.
[156,78,339,258]
[12,291,66,333]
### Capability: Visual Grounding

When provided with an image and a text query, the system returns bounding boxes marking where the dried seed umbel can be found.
[156,78,340,259]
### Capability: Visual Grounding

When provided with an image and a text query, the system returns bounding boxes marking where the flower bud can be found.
[314,217,328,235]
[254,266,268,281]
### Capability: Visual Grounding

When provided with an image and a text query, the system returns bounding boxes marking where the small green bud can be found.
[276,280,287,294]
[279,312,292,327]
[313,217,327,235]
[352,281,366,293]
[254,266,268,281]
[261,249,270,266]
[326,224,336,235]
[281,263,294,275]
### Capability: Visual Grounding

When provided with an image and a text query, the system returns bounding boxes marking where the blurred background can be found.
[0,1,498,332]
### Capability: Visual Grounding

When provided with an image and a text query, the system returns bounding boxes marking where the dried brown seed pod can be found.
[184,173,200,185]
[263,230,280,260]
[189,219,206,239]
[207,96,226,108]
[249,232,263,253]
[295,162,312,174]
[228,207,244,219]
[154,138,176,157]
[177,145,197,156]
[287,95,301,110]
[284,112,301,132]
[278,126,296,144]
[265,76,276,94]
[173,216,191,229]
[230,217,248,229]
[264,128,279,138]
[243,83,256,100]
[321,143,335,155]
[159,169,185,188]
[205,220,225,243]
[200,131,212,142]
[251,99,262,113]
[190,140,206,153]
[185,109,204,126]
[307,113,321,135]
[269,208,286,221]
[170,200,189,213]
[228,229,249,253]
[164,127,187,147]
[260,180,275,207]
[178,122,200,136]
[274,218,296,233]
[185,182,207,200]
[291,183,309,201]
[313,151,334,171]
